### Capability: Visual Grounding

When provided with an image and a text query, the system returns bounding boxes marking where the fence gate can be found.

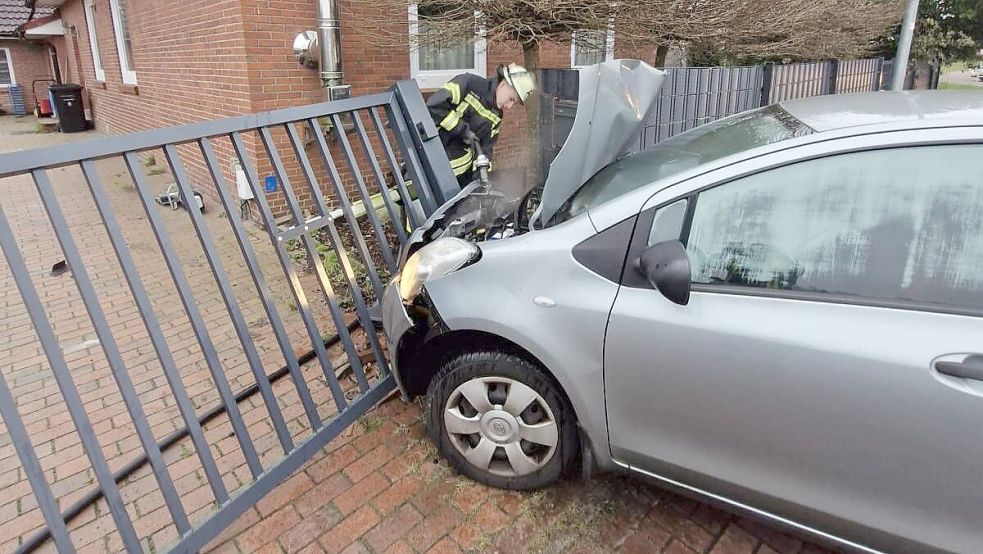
[0,81,457,553]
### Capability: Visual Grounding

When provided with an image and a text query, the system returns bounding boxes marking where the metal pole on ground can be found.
[891,0,920,90]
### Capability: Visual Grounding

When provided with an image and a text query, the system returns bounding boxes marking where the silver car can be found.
[383,60,983,554]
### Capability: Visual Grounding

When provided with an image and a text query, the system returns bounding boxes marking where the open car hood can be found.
[400,59,665,259]
[531,59,665,226]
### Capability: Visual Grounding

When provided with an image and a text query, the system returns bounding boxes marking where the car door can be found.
[604,137,983,554]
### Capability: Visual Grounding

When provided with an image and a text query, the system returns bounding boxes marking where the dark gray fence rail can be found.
[0,80,456,553]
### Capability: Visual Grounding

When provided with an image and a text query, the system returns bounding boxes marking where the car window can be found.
[648,199,688,246]
[686,144,983,312]
[551,104,812,225]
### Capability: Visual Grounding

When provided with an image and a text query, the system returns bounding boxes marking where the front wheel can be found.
[424,351,579,490]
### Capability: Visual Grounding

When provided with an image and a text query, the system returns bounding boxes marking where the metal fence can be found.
[0,81,456,552]
[540,57,891,169]
[633,57,888,152]
[636,65,767,148]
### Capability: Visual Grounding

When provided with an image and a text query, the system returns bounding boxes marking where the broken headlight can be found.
[398,237,480,303]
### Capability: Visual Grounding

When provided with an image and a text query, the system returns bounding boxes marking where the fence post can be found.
[760,63,774,107]
[881,59,894,91]
[874,58,884,91]
[824,60,839,95]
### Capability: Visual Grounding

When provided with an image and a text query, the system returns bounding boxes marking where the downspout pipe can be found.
[317,0,344,95]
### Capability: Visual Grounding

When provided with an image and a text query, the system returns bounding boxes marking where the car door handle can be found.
[935,355,983,381]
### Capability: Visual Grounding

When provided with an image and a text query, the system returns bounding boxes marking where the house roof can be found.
[0,0,56,36]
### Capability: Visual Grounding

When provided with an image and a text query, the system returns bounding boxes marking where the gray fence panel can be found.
[229,130,350,415]
[837,58,884,94]
[198,138,323,431]
[125,149,266,480]
[629,64,766,153]
[33,167,194,534]
[619,58,881,153]
[258,126,366,404]
[352,112,409,245]
[329,113,399,276]
[0,182,143,552]
[162,143,296,455]
[284,121,388,389]
[1,80,449,553]
[79,158,232,504]
[370,109,421,230]
[305,117,389,298]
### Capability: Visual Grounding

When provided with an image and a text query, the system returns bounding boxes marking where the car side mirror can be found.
[635,240,691,305]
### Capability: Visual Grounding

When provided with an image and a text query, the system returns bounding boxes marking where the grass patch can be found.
[516,481,624,554]
[393,423,411,435]
[939,81,981,90]
[357,414,383,433]
[943,61,971,73]
[470,532,495,553]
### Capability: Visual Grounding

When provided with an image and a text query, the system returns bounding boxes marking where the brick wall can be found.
[0,39,55,113]
[57,0,258,212]
[60,0,254,134]
[50,0,635,219]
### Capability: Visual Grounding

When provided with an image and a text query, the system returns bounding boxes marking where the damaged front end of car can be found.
[382,58,665,399]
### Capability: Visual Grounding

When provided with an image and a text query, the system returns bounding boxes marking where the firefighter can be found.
[426,63,536,187]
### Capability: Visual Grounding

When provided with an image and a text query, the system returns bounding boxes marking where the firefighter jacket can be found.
[426,73,503,179]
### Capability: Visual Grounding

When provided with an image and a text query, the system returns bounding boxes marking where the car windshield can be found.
[550,105,813,225]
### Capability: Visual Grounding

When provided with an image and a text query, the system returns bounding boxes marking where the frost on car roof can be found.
[779,90,983,132]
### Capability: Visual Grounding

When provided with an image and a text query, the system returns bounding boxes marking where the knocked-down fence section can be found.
[0,81,456,552]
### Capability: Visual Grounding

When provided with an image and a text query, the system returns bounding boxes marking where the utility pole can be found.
[891,0,919,90]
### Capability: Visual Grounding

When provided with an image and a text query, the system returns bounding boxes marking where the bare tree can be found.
[357,0,903,183]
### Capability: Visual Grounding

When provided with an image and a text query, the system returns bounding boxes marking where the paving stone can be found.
[710,524,759,554]
[364,504,422,553]
[332,472,389,515]
[371,475,423,515]
[317,506,379,554]
[736,517,803,554]
[405,503,462,552]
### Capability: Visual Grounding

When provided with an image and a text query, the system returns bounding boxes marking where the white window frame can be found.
[570,27,615,68]
[0,47,15,89]
[108,0,137,85]
[84,0,106,82]
[408,4,486,90]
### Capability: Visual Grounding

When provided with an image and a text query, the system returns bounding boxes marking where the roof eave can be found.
[25,0,66,7]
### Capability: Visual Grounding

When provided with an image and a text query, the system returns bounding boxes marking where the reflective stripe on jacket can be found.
[426,73,503,179]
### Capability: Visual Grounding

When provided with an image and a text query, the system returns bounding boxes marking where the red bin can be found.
[38,98,53,117]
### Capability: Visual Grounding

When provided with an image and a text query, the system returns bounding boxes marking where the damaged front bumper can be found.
[381,275,453,401]
[381,278,415,398]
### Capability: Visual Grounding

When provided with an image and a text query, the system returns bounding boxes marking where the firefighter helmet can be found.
[502,63,536,104]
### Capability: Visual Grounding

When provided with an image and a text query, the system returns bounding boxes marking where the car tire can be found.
[424,350,579,490]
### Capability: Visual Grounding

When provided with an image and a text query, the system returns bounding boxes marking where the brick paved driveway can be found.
[0,115,832,554]
[212,397,836,554]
